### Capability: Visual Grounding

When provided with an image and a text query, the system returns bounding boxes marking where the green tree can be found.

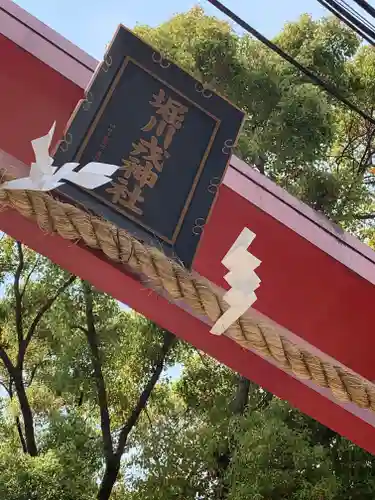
[120,9,375,499]
[135,8,375,227]
[125,352,375,500]
[0,237,182,499]
[1,8,375,500]
[75,281,178,499]
[0,237,99,499]
[0,238,75,456]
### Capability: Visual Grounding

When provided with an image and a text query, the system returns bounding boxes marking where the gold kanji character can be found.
[121,156,158,188]
[142,115,158,133]
[142,89,188,149]
[150,89,188,128]
[131,136,169,172]
[142,114,175,149]
[105,176,144,216]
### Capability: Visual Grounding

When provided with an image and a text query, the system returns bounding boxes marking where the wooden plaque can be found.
[53,25,245,267]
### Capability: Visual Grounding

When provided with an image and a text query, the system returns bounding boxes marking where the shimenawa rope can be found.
[1,185,375,412]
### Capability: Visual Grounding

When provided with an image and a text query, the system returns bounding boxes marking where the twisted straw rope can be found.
[1,186,375,411]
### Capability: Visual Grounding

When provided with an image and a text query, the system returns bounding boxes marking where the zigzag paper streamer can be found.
[210,227,261,335]
[0,123,120,192]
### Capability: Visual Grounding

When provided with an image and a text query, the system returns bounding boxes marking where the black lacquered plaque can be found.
[53,25,245,268]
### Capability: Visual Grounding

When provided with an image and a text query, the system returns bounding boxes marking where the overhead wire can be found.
[352,0,375,20]
[205,0,375,125]
[316,0,375,45]
[340,0,375,31]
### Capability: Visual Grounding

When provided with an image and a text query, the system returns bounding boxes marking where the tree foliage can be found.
[1,7,375,500]
[135,8,375,232]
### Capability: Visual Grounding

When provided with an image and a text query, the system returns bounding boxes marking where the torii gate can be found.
[2,0,375,455]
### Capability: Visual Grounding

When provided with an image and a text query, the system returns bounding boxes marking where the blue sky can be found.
[14,0,328,59]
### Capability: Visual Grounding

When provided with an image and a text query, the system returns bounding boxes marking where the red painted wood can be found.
[3,31,374,383]
[2,6,375,454]
[0,34,82,165]
[1,205,375,454]
[195,185,375,382]
[0,30,373,378]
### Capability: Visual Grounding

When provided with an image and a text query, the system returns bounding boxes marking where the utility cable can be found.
[352,0,375,20]
[316,0,375,45]
[205,0,375,125]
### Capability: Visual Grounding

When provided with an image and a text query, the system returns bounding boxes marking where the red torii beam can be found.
[2,0,375,453]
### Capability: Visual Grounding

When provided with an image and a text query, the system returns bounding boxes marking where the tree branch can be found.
[76,391,84,407]
[145,408,153,428]
[0,346,15,374]
[253,391,273,411]
[332,123,364,170]
[20,255,41,299]
[98,330,176,499]
[115,330,176,458]
[14,242,24,344]
[0,378,11,397]
[353,213,375,220]
[82,281,114,463]
[195,348,211,370]
[27,361,47,387]
[8,375,13,399]
[0,376,27,454]
[213,374,251,500]
[231,375,251,415]
[358,127,375,175]
[18,275,76,368]
[12,370,38,456]
[0,375,27,454]
[15,416,27,454]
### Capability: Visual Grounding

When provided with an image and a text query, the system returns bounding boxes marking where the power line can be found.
[340,0,375,31]
[317,0,375,45]
[352,0,375,20]
[316,0,375,45]
[205,0,375,125]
